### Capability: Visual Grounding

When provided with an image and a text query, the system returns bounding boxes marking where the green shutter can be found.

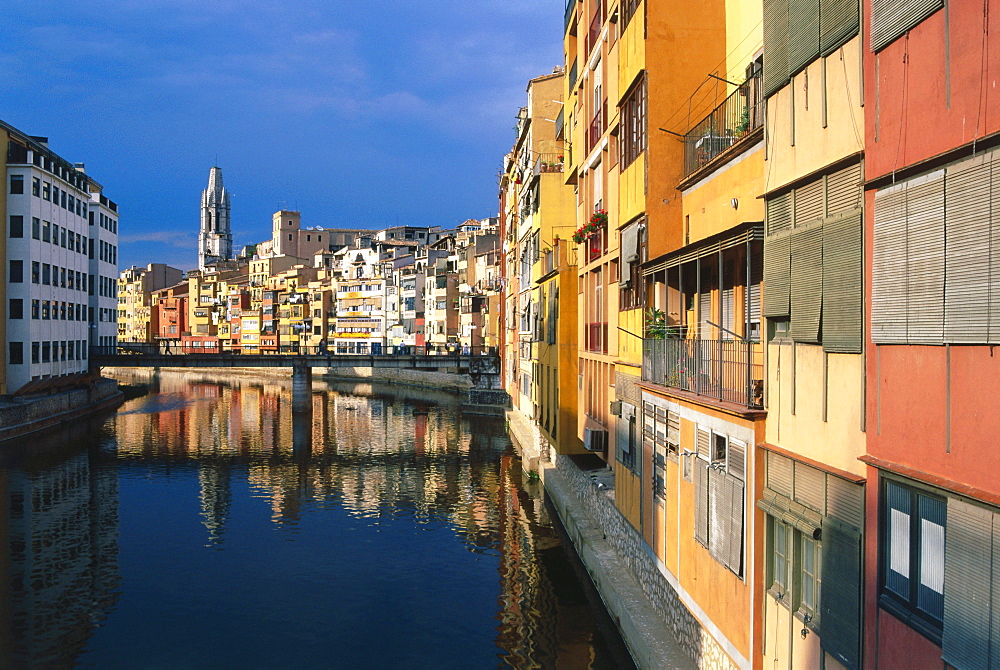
[820,0,860,55]
[871,0,944,52]
[904,169,945,344]
[763,0,790,97]
[767,451,794,497]
[788,0,821,76]
[826,162,862,216]
[794,177,825,227]
[764,236,792,318]
[822,211,863,353]
[872,182,909,343]
[820,518,862,670]
[942,498,993,670]
[694,460,710,547]
[825,475,864,530]
[944,153,992,343]
[790,225,823,342]
[767,192,793,235]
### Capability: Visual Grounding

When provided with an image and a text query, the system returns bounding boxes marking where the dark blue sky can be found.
[0,1,563,270]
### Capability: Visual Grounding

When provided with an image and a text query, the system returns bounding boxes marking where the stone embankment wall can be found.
[506,406,735,670]
[0,379,121,443]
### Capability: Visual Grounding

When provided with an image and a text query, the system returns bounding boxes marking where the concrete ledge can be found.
[0,383,123,444]
[540,464,696,670]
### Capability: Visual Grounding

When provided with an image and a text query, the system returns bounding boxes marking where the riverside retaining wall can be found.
[0,379,122,443]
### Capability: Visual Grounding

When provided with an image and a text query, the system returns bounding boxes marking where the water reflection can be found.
[1,370,631,668]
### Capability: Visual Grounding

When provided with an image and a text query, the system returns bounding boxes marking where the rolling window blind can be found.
[789,226,823,342]
[820,518,863,670]
[822,211,863,353]
[763,0,791,98]
[871,0,943,52]
[788,0,821,76]
[944,154,992,343]
[763,236,792,318]
[942,498,993,669]
[820,0,860,55]
[904,170,945,344]
[872,182,909,343]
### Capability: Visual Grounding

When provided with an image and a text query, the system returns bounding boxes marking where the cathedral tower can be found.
[198,166,232,270]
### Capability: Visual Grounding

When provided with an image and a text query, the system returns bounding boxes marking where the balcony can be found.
[585,0,604,56]
[642,338,764,409]
[683,71,763,178]
[533,153,565,176]
[586,99,606,153]
[585,321,608,353]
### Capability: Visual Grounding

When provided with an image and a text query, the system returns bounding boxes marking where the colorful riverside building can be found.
[861,1,1000,667]
[117,264,183,344]
[758,0,867,664]
[500,69,581,456]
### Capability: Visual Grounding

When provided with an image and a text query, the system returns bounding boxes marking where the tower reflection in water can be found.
[4,370,627,668]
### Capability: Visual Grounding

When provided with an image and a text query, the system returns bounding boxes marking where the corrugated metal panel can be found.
[790,225,823,342]
[788,0,821,76]
[941,498,993,670]
[944,153,991,343]
[905,169,945,344]
[764,236,792,318]
[764,0,790,97]
[795,177,825,227]
[872,182,909,343]
[694,461,709,546]
[822,212,863,353]
[871,0,944,52]
[826,475,864,530]
[767,192,793,235]
[767,451,793,497]
[820,0,860,55]
[728,438,747,481]
[826,162,862,215]
[793,460,826,513]
[820,518,863,670]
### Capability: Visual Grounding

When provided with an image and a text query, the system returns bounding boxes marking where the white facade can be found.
[89,192,119,350]
[198,166,232,271]
[5,135,104,393]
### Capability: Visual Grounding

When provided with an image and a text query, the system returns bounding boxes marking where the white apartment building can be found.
[3,124,113,394]
[89,191,119,350]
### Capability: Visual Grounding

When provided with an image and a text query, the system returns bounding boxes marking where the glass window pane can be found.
[918,495,945,620]
[886,482,912,597]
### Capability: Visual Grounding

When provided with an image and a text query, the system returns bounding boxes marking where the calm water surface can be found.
[0,371,634,669]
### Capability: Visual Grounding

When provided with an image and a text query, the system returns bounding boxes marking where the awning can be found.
[756,487,823,540]
[643,221,763,276]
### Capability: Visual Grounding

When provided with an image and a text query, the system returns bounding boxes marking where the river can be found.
[0,370,635,668]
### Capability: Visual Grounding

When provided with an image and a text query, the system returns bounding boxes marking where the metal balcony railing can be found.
[533,153,565,176]
[642,337,764,409]
[683,71,763,178]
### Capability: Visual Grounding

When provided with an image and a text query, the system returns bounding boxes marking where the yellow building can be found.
[758,2,866,667]
[118,263,183,344]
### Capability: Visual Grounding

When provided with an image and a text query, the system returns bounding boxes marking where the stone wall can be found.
[551,453,737,670]
[0,379,121,442]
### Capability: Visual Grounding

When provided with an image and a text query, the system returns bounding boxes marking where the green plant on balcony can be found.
[664,364,688,387]
[645,308,667,338]
[735,105,750,135]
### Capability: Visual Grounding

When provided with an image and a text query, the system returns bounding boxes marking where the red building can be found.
[863,1,1000,666]
[153,282,189,349]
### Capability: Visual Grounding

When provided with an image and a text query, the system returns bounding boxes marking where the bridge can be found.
[90,345,507,412]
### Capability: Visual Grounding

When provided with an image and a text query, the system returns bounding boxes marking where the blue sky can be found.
[0,1,564,270]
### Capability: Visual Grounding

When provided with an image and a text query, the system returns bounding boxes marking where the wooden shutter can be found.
[942,498,993,670]
[728,438,747,481]
[871,0,944,52]
[767,192,793,235]
[794,178,825,227]
[944,153,992,343]
[793,460,826,513]
[763,0,790,97]
[826,162,862,215]
[872,182,909,343]
[694,461,710,546]
[790,225,823,342]
[788,0,820,76]
[709,468,728,563]
[767,451,794,497]
[820,518,863,670]
[726,474,745,576]
[826,475,864,530]
[696,427,712,459]
[764,236,792,318]
[822,211,863,353]
[616,403,633,464]
[667,411,680,446]
[905,169,945,344]
[820,0,860,55]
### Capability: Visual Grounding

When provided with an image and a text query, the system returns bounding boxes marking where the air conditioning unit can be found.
[610,400,622,416]
[583,427,608,452]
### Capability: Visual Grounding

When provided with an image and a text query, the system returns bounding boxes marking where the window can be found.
[42,264,50,285]
[31,300,39,319]
[32,217,39,239]
[42,220,50,242]
[620,74,647,169]
[8,299,23,319]
[42,181,50,201]
[31,262,39,284]
[694,426,746,575]
[31,342,39,363]
[9,174,23,194]
[9,215,23,238]
[32,177,39,196]
[9,260,23,283]
[8,342,23,365]
[617,403,639,474]
[880,480,945,640]
[41,342,50,363]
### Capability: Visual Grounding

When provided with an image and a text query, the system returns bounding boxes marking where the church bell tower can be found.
[198,166,232,270]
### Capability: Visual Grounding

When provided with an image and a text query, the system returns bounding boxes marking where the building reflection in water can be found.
[0,427,120,666]
[89,370,627,667]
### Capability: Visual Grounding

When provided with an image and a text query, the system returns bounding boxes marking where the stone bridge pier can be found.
[291,359,312,413]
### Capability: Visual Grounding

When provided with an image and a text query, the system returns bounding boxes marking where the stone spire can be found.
[198,166,233,271]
